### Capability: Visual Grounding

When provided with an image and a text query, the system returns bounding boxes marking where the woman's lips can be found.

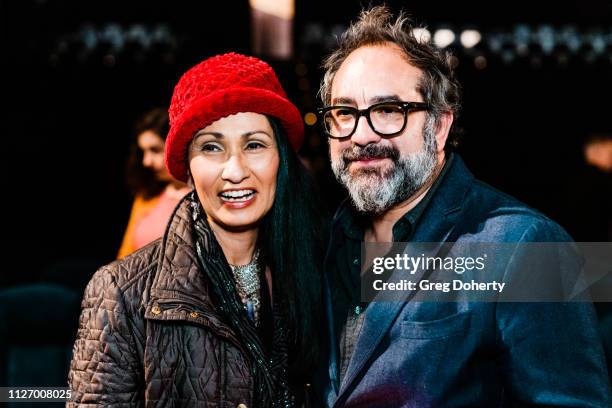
[218,189,257,209]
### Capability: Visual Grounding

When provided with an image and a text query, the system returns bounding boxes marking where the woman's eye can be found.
[246,141,266,150]
[201,143,222,152]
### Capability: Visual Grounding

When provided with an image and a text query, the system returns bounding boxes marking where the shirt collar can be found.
[338,152,455,242]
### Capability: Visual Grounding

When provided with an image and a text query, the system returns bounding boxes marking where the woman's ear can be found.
[186,169,194,188]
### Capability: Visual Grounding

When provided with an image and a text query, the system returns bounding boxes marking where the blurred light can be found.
[80,24,97,51]
[433,29,455,48]
[460,30,481,48]
[151,24,172,44]
[298,77,309,91]
[513,25,531,44]
[501,50,515,64]
[558,25,581,53]
[530,55,543,68]
[412,28,431,44]
[295,63,308,76]
[449,55,460,68]
[536,25,556,55]
[249,0,294,19]
[103,54,116,67]
[303,23,324,44]
[101,24,124,51]
[250,0,294,59]
[304,112,317,126]
[126,24,151,49]
[486,32,504,52]
[516,43,529,57]
[474,55,487,69]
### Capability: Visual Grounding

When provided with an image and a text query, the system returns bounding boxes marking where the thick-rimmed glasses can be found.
[317,101,430,139]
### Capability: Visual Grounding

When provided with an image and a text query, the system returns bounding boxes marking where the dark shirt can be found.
[328,154,454,382]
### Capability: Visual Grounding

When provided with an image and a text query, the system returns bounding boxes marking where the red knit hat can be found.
[165,52,304,182]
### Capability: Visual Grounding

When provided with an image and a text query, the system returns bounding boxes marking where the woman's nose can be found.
[221,154,249,183]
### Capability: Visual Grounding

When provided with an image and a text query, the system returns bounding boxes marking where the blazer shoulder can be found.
[465,179,572,242]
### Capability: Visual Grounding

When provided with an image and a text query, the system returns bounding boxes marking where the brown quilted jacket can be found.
[68,197,258,407]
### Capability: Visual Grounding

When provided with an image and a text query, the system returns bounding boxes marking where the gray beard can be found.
[331,118,438,216]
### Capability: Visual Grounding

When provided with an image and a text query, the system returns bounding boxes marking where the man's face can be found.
[328,43,449,215]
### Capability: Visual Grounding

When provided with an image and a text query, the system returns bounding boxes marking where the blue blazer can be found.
[319,154,611,407]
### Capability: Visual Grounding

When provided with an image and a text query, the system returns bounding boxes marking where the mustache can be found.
[341,144,400,165]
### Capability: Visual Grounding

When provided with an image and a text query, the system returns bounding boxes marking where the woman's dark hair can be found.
[126,108,170,199]
[260,117,326,374]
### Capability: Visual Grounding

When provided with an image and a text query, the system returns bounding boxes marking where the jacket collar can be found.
[332,153,475,405]
[143,194,239,343]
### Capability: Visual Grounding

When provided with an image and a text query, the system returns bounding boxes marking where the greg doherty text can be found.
[373,279,506,293]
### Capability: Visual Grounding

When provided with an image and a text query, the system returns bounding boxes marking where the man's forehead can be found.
[331,43,423,105]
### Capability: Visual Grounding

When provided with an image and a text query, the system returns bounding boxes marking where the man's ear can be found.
[435,111,454,154]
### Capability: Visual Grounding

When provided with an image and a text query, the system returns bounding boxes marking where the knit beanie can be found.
[165,52,304,182]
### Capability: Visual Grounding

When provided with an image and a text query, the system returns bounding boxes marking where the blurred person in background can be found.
[560,132,612,384]
[315,6,610,407]
[68,53,324,407]
[561,132,612,242]
[117,107,191,258]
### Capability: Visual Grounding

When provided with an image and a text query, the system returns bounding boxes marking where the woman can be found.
[118,107,190,258]
[68,53,324,407]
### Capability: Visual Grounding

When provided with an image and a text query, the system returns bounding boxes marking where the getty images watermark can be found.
[361,242,612,302]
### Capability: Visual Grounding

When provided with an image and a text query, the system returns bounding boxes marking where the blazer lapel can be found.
[334,155,474,405]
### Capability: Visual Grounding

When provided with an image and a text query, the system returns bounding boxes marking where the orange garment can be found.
[117,187,189,258]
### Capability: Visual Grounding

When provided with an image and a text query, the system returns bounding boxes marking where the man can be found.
[316,6,610,407]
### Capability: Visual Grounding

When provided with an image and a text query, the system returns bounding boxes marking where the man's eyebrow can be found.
[331,96,356,106]
[331,95,403,106]
[370,95,402,104]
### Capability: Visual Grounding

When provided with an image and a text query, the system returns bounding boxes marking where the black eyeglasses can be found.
[317,101,430,139]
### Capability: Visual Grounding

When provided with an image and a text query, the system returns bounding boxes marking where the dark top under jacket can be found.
[67,196,300,407]
[318,153,611,407]
[334,154,453,383]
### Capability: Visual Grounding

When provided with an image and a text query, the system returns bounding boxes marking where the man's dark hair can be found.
[126,108,170,199]
[319,5,462,148]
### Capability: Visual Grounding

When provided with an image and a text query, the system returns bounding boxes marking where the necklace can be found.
[229,249,262,325]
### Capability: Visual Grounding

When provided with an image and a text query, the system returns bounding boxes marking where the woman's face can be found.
[188,112,279,231]
[138,130,172,182]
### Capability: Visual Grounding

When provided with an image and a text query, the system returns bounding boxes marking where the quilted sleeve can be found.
[67,266,143,407]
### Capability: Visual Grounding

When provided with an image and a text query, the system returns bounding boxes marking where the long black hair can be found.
[259,117,326,373]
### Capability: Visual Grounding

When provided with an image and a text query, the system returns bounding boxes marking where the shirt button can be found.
[352,258,359,265]
[151,305,161,315]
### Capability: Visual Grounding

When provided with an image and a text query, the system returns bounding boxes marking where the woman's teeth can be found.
[219,190,256,202]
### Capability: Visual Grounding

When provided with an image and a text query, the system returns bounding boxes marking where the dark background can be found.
[2,0,611,285]
[0,0,611,398]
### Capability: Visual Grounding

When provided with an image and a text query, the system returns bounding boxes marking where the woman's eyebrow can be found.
[193,130,272,140]
[242,130,272,138]
[193,131,223,140]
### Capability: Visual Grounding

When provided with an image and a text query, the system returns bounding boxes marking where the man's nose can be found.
[350,115,382,147]
[221,154,250,183]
